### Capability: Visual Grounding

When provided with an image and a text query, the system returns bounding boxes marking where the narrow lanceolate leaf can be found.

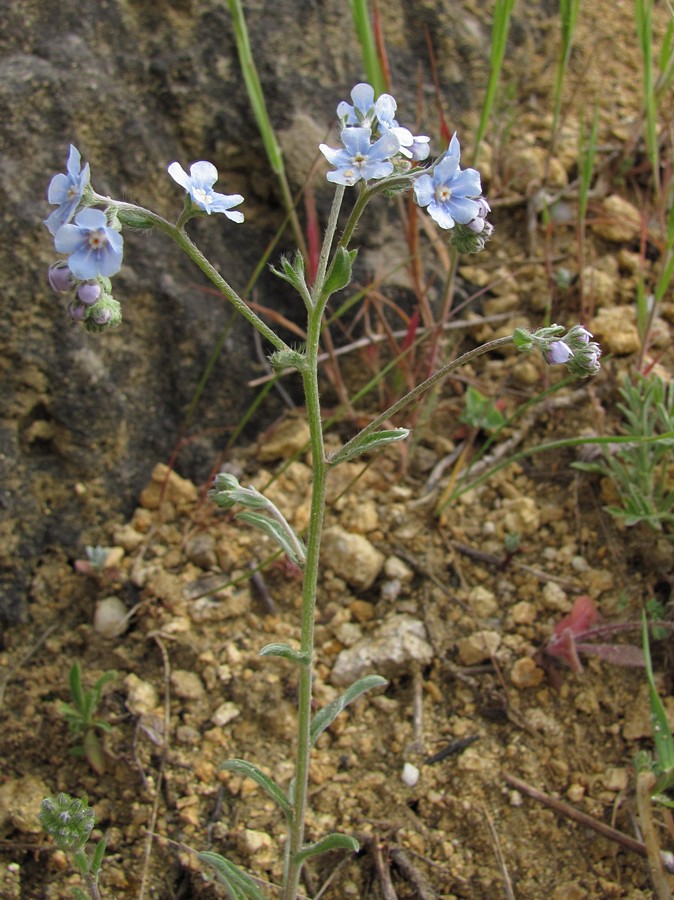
[221,759,292,820]
[329,428,410,466]
[310,675,387,746]
[643,613,674,774]
[259,643,310,667]
[235,511,306,568]
[294,832,360,865]
[198,851,267,900]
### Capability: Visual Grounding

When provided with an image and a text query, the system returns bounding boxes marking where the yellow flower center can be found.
[436,186,451,203]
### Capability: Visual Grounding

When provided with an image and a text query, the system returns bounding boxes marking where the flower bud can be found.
[48,263,73,294]
[545,340,573,365]
[77,282,101,305]
[84,297,122,332]
[66,301,87,322]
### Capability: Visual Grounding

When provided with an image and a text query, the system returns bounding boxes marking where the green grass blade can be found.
[472,0,517,165]
[348,0,387,95]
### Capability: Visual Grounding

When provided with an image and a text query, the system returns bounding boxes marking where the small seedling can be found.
[60,662,117,775]
[40,792,107,900]
[573,373,674,537]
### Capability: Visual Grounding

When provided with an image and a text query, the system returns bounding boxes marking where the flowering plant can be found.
[43,81,600,899]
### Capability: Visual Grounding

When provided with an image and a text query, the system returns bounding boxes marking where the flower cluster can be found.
[514,324,602,377]
[320,82,429,186]
[45,146,124,331]
[39,792,95,852]
[320,84,492,250]
[45,146,245,331]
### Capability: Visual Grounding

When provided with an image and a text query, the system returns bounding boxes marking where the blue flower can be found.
[54,209,124,279]
[336,83,430,161]
[413,134,482,229]
[372,94,430,161]
[337,82,378,126]
[167,161,244,221]
[45,145,90,236]
[319,127,400,186]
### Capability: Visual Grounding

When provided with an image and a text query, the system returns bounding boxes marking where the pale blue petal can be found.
[428,202,455,229]
[448,196,480,224]
[167,162,190,189]
[452,167,481,197]
[189,161,218,188]
[413,175,434,207]
[351,83,374,113]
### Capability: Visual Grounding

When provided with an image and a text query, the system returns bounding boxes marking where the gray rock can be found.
[330,614,434,686]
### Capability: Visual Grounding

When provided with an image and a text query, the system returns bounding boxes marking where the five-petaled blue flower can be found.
[45,145,90,236]
[413,134,482,229]
[54,209,124,280]
[319,127,400,186]
[167,161,244,221]
[337,83,430,161]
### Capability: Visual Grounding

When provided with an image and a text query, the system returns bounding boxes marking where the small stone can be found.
[125,674,159,715]
[384,556,414,582]
[509,601,537,625]
[600,766,628,793]
[541,581,569,612]
[581,264,617,307]
[184,533,217,569]
[322,526,385,591]
[456,630,501,665]
[510,657,544,689]
[94,596,130,638]
[258,416,310,461]
[330,615,433,686]
[349,599,375,623]
[171,670,205,701]
[589,306,640,355]
[567,783,585,803]
[139,463,197,510]
[0,776,51,834]
[238,829,275,867]
[591,194,641,242]
[468,585,498,617]
[401,762,420,787]
[212,702,241,727]
[113,524,145,552]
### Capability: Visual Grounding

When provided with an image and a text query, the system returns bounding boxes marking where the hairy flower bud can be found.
[40,793,95,851]
[77,282,101,305]
[48,263,74,294]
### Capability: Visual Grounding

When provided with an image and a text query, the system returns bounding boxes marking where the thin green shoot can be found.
[348,0,387,95]
[635,0,661,197]
[226,0,308,259]
[551,0,582,152]
[472,0,517,167]
[577,105,599,319]
[639,612,674,798]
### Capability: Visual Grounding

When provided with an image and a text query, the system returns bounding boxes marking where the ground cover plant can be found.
[1,1,673,898]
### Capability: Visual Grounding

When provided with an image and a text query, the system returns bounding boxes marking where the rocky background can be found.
[1,0,524,624]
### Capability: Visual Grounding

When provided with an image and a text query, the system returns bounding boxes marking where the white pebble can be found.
[401,762,420,787]
[94,596,131,638]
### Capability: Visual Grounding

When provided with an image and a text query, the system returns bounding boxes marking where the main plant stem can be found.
[282,185,345,900]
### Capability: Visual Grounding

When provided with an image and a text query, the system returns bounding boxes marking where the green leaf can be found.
[69,663,86,713]
[90,837,107,878]
[259,643,310,666]
[270,251,307,294]
[198,851,267,899]
[310,675,387,746]
[329,428,410,466]
[235,511,306,567]
[294,832,360,865]
[643,612,674,773]
[221,758,293,820]
[323,247,357,296]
